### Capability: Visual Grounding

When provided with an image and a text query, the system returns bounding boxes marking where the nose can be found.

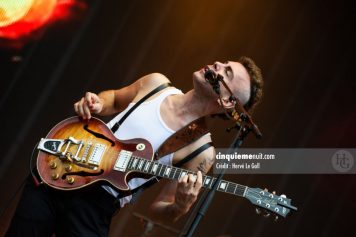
[213,61,223,71]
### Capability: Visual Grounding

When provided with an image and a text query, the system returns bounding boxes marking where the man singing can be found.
[6,56,263,236]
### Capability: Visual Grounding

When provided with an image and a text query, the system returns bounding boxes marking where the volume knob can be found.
[65,165,72,172]
[51,173,59,180]
[49,162,57,169]
[67,177,75,184]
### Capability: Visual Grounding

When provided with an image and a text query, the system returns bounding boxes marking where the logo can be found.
[331,150,354,173]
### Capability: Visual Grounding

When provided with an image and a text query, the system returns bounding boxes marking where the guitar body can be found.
[36,117,153,191]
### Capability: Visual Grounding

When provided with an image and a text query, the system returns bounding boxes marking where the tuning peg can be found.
[280,194,287,198]
[274,215,279,222]
[255,207,262,215]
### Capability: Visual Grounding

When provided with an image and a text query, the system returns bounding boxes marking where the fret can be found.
[233,183,238,194]
[151,163,159,174]
[218,181,228,192]
[131,157,139,169]
[147,161,154,174]
[127,157,134,170]
[180,170,188,180]
[142,160,148,171]
[226,183,236,194]
[164,167,171,177]
[156,163,163,176]
[143,160,150,172]
[159,164,167,177]
[156,163,162,175]
[209,178,215,189]
[202,176,207,186]
[242,186,247,197]
[234,184,246,197]
[174,169,182,180]
[169,167,177,179]
[137,159,144,170]
[204,176,212,188]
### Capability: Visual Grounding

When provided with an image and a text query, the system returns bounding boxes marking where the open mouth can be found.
[202,66,210,79]
[202,66,214,82]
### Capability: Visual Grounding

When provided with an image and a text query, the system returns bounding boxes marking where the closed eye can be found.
[225,64,233,79]
[225,68,230,77]
[222,61,230,78]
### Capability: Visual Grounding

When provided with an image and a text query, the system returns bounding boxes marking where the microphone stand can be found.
[181,121,253,237]
[179,70,262,237]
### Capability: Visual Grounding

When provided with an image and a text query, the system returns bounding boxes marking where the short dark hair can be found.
[211,56,264,120]
[238,56,264,112]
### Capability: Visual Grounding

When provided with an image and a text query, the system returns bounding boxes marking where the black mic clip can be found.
[204,69,222,95]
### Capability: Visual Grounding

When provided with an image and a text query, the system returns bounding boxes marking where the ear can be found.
[217,97,235,109]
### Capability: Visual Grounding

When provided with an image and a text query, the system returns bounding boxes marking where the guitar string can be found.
[54,139,243,189]
[44,137,290,213]
[128,155,247,194]
[50,141,250,195]
[47,142,290,213]
[124,159,290,211]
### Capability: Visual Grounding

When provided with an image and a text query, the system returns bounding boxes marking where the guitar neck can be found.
[126,155,248,197]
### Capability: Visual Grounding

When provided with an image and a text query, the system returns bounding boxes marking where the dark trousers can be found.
[6,177,120,237]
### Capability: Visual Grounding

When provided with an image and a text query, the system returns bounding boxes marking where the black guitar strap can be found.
[111,82,172,133]
[174,142,214,168]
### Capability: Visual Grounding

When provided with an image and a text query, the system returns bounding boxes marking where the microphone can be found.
[204,69,221,94]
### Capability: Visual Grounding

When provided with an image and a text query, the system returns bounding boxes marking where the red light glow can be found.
[0,0,87,49]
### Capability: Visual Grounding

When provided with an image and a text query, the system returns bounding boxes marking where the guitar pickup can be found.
[114,150,132,172]
[87,144,106,166]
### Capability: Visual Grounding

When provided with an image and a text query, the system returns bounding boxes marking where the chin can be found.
[192,71,216,98]
[192,71,204,87]
[192,70,206,83]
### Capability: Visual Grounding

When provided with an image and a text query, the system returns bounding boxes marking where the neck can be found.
[168,89,219,123]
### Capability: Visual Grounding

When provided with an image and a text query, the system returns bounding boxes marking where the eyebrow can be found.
[225,61,234,80]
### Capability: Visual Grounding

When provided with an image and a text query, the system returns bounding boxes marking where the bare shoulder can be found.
[138,73,171,92]
[130,73,172,102]
[173,133,216,174]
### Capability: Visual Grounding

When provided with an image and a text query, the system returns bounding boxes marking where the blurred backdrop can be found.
[0,0,355,236]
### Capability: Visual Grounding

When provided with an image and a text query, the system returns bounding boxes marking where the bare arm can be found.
[74,73,170,119]
[149,134,215,223]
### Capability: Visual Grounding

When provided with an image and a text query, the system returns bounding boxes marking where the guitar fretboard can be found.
[126,156,247,197]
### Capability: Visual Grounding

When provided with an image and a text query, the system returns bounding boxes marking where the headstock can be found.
[244,187,298,218]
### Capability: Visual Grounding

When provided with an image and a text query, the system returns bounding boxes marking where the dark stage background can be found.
[0,0,355,236]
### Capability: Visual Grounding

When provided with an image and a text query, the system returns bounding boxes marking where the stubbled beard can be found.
[193,73,217,99]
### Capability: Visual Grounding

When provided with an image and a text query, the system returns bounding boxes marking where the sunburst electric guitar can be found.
[36,117,297,218]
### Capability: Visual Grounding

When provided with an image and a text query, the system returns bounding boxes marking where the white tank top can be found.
[103,87,183,207]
